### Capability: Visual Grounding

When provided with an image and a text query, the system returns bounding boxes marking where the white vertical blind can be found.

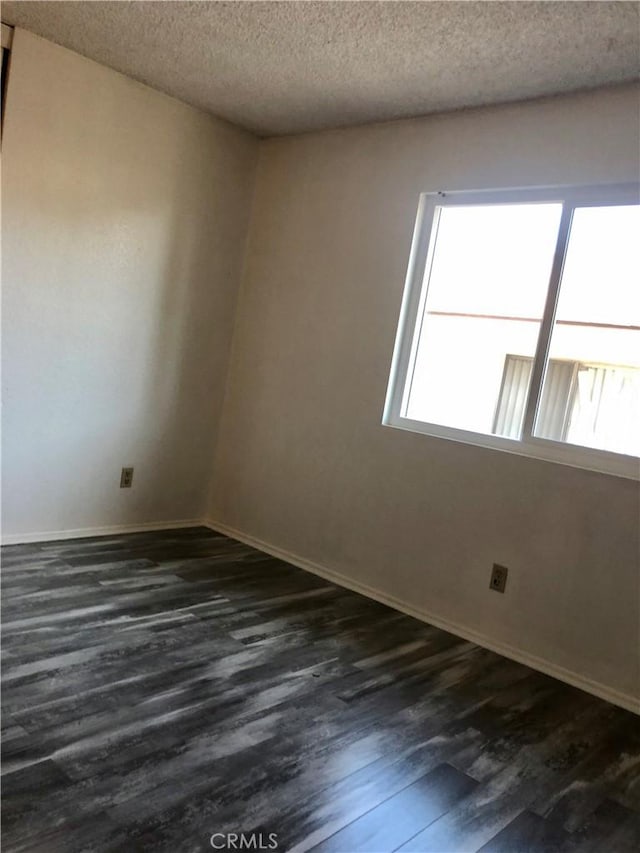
[535,360,577,441]
[493,356,532,438]
[495,356,578,441]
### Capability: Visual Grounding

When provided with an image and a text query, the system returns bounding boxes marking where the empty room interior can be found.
[1,1,639,851]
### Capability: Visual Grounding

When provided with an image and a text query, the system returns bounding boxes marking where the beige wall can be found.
[2,29,257,536]
[210,85,640,705]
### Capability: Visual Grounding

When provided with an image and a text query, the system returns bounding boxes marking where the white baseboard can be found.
[205,517,640,715]
[1,518,206,546]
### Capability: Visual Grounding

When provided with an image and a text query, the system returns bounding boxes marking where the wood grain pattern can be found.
[2,527,639,852]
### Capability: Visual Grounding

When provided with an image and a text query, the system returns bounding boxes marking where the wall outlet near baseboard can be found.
[120,467,134,488]
[490,563,508,593]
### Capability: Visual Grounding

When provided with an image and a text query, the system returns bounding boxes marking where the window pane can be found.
[403,203,562,436]
[534,205,640,456]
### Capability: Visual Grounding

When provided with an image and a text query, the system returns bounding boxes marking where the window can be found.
[384,185,640,478]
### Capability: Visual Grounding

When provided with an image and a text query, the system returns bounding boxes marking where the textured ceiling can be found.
[2,1,639,136]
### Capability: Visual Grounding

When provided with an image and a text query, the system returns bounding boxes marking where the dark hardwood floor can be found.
[1,526,638,853]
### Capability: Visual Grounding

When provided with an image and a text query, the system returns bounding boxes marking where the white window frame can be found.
[383,183,640,480]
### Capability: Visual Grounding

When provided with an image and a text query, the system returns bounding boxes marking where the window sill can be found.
[382,415,640,481]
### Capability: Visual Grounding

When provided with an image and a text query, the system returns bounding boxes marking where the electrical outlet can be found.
[120,467,134,488]
[490,563,508,593]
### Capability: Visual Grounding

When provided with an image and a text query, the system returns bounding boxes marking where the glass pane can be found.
[403,203,562,436]
[534,205,640,456]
